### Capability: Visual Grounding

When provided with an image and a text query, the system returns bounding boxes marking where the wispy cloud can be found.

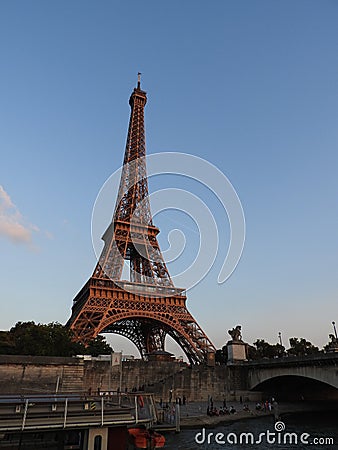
[0,185,39,246]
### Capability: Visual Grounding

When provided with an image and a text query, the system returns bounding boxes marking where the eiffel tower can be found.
[67,76,216,364]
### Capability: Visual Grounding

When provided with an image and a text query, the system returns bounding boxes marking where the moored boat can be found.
[128,427,165,449]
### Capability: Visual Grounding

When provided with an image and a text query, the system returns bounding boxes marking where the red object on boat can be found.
[128,427,165,449]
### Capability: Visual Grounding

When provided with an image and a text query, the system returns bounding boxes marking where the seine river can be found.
[164,411,338,449]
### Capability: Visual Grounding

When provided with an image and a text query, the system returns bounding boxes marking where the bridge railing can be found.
[243,351,338,367]
[0,392,158,433]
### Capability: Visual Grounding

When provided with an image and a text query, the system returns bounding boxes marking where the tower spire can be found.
[137,72,141,89]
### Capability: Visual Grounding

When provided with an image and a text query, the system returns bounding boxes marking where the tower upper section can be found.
[114,76,152,225]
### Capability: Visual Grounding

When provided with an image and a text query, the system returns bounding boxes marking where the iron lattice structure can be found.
[67,78,215,364]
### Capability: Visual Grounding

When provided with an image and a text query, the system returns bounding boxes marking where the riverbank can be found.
[178,401,337,429]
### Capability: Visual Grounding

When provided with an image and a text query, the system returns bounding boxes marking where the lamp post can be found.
[332,321,338,340]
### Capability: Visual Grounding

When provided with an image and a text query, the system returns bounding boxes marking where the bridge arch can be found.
[248,364,338,392]
[249,373,338,402]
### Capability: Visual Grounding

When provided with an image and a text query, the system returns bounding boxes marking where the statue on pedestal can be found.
[226,325,247,362]
[326,334,338,352]
[228,325,242,342]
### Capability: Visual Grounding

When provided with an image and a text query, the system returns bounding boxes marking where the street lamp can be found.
[332,321,338,340]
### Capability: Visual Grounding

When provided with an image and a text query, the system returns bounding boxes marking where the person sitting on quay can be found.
[207,407,221,417]
[263,400,271,412]
[229,406,236,414]
[218,406,230,416]
[255,402,262,411]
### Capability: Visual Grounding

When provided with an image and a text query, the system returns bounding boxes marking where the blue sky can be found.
[0,1,337,356]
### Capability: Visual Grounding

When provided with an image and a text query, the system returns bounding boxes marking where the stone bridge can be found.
[241,352,338,401]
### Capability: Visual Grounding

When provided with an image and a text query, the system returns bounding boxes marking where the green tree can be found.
[0,321,113,357]
[0,331,15,354]
[9,321,49,355]
[43,322,83,356]
[253,339,285,359]
[84,335,113,357]
[215,346,228,364]
[247,344,260,360]
[287,337,320,357]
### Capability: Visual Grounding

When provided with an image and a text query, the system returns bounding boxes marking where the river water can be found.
[164,411,338,449]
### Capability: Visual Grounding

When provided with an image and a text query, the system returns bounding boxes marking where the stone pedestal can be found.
[227,340,247,362]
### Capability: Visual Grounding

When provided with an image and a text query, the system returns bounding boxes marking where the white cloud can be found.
[0,185,38,245]
[0,185,14,210]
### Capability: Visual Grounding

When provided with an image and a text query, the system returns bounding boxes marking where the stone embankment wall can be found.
[1,356,335,403]
[0,355,84,394]
[0,355,257,402]
[129,363,255,403]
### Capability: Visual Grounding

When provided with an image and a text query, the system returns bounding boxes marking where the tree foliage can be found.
[287,337,320,357]
[85,334,113,357]
[215,346,228,364]
[0,322,113,357]
[251,339,285,359]
[248,337,321,359]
